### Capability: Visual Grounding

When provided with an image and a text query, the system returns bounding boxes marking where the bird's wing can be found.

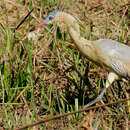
[97,39,130,60]
[110,57,130,78]
[96,39,130,78]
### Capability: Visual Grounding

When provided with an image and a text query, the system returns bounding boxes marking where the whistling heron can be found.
[35,10,130,108]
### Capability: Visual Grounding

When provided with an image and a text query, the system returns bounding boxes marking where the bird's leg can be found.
[84,72,119,108]
[84,87,107,108]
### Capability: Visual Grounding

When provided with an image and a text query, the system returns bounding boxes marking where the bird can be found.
[35,10,130,108]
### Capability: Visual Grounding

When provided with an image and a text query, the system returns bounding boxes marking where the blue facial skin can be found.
[44,10,62,23]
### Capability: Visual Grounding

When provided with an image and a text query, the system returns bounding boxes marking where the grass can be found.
[0,0,129,129]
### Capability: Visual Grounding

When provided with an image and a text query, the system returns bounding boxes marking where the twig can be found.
[15,98,130,130]
[14,8,34,33]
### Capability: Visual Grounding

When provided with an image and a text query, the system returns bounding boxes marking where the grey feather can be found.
[110,59,129,77]
[97,39,130,60]
[44,10,62,23]
[96,39,130,78]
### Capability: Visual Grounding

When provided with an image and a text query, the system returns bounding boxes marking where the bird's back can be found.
[97,39,130,60]
[95,39,130,78]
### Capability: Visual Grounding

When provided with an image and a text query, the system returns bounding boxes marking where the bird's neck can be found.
[62,12,80,34]
[57,12,80,36]
[69,27,97,61]
[58,12,97,60]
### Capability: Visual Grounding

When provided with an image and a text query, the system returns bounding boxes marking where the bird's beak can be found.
[29,20,47,32]
[36,20,47,28]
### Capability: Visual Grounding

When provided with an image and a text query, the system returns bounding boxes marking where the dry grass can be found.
[0,0,129,129]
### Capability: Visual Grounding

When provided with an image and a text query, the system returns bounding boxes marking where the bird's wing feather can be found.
[95,39,130,78]
[110,57,130,78]
[97,39,130,60]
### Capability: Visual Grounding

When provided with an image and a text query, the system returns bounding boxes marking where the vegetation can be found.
[0,0,129,129]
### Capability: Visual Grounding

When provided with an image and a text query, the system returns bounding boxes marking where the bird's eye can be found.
[48,16,54,20]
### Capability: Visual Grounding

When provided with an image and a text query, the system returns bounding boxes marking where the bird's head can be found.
[36,10,62,28]
[33,10,79,33]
